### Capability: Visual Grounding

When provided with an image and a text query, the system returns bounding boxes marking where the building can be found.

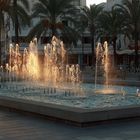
[5,0,140,67]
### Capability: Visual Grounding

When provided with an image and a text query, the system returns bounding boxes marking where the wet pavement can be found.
[0,109,140,140]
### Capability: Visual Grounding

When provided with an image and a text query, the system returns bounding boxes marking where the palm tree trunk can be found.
[112,36,117,66]
[0,9,3,65]
[81,34,84,68]
[15,16,19,44]
[0,27,2,65]
[91,33,95,66]
[51,21,57,37]
[134,31,139,70]
[14,0,19,44]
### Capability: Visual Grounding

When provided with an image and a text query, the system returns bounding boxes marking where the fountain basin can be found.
[1,95,140,126]
[0,82,140,126]
[94,89,123,95]
[1,36,139,126]
[0,82,139,109]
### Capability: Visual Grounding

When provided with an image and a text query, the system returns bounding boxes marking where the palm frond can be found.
[30,0,79,45]
[27,20,48,41]
[18,0,30,11]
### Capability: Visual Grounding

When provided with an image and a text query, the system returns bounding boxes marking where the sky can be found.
[86,0,106,7]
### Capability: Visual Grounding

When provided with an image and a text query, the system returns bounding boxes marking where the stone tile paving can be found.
[0,109,140,140]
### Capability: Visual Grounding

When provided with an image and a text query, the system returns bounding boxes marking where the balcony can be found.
[68,45,92,54]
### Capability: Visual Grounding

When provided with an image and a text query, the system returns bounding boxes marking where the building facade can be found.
[4,0,140,67]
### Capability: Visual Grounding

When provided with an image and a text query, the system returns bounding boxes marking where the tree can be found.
[7,0,30,43]
[97,7,126,65]
[0,0,10,10]
[80,4,103,66]
[0,0,10,65]
[0,0,30,64]
[115,0,140,68]
[28,0,80,45]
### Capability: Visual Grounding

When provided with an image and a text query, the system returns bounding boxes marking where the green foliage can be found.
[7,0,30,31]
[79,4,103,65]
[28,0,80,46]
[97,6,126,42]
[115,0,140,39]
[80,4,104,35]
[115,0,140,67]
[0,0,10,11]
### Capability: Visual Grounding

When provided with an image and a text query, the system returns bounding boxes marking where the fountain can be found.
[94,42,125,95]
[7,36,81,84]
[0,36,84,101]
[95,41,111,89]
[0,37,139,99]
[0,37,139,125]
[0,37,139,96]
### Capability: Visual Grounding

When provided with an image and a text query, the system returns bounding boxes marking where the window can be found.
[82,36,91,44]
[12,36,27,43]
[41,36,51,44]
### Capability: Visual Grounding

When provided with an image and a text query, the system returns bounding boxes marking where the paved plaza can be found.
[0,109,139,140]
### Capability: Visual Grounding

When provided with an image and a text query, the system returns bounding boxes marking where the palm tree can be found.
[80,4,103,66]
[0,0,10,65]
[0,0,30,64]
[0,0,10,10]
[7,0,30,43]
[28,0,80,46]
[97,7,127,65]
[115,0,140,68]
